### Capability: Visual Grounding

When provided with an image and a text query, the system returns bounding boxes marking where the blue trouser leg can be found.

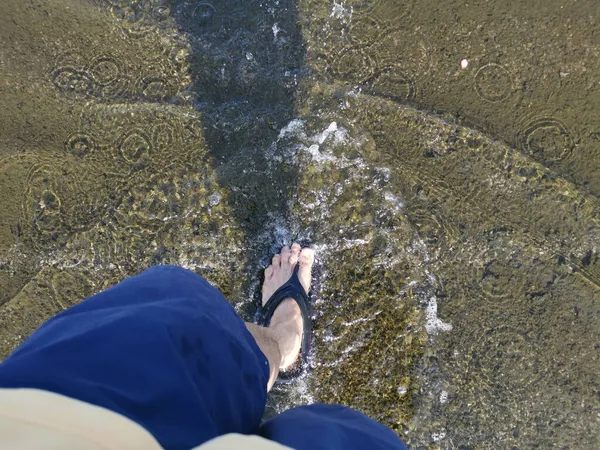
[0,265,409,449]
[0,266,270,450]
[259,403,410,450]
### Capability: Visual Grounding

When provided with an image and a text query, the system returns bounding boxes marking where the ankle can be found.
[245,322,283,390]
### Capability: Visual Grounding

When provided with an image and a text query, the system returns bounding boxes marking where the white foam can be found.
[317,121,338,144]
[384,191,404,211]
[209,192,222,206]
[440,390,448,404]
[333,127,349,144]
[342,310,381,327]
[330,2,352,22]
[277,118,306,140]
[307,144,321,156]
[301,143,338,164]
[425,296,453,334]
[339,238,370,249]
[432,431,447,442]
[274,119,366,173]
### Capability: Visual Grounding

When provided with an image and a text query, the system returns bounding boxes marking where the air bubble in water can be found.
[209,192,222,206]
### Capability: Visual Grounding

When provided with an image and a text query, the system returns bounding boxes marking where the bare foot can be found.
[262,243,315,369]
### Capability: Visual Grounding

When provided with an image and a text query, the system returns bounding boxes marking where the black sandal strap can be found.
[259,265,311,363]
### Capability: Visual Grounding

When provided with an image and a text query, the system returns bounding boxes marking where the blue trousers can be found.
[0,266,408,450]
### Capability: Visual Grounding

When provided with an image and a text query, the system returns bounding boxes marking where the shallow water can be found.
[1,0,600,448]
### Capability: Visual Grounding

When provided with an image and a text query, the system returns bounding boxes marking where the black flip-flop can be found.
[258,264,312,382]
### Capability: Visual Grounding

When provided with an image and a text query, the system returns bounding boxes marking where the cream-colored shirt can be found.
[0,388,292,450]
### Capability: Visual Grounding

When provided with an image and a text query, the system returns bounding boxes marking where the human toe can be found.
[289,243,301,266]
